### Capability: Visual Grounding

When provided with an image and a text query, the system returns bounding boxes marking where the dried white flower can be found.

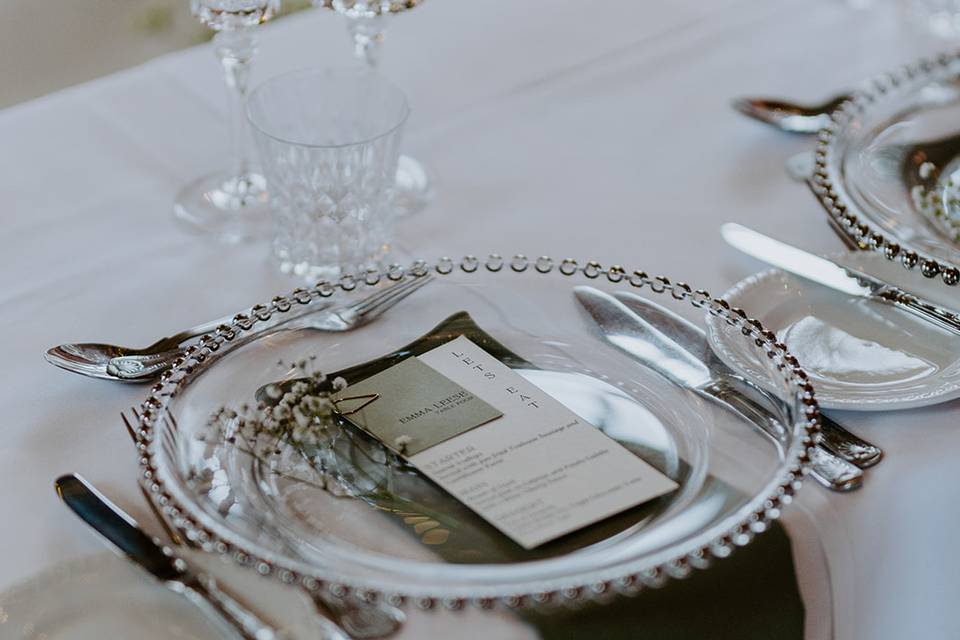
[300,395,329,415]
[394,435,413,454]
[199,357,357,489]
[291,381,309,395]
[265,384,282,400]
[292,406,312,430]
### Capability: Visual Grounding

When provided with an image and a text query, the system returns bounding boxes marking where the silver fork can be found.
[122,408,405,639]
[48,274,431,384]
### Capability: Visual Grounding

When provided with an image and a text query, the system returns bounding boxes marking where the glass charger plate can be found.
[136,256,817,607]
[813,50,960,284]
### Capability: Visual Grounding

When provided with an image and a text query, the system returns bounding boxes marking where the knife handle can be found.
[807,446,863,492]
[715,373,882,469]
[172,573,287,640]
[818,414,883,468]
[708,380,863,492]
[877,287,960,336]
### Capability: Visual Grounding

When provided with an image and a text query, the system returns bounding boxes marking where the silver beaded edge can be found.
[812,50,960,286]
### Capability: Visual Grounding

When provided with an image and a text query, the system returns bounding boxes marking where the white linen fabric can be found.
[1,1,956,638]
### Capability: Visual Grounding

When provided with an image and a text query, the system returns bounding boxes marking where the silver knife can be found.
[55,474,348,640]
[573,287,863,492]
[722,223,960,335]
[610,290,882,468]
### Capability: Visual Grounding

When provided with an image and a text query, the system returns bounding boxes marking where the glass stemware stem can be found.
[174,1,274,243]
[318,0,435,216]
[214,28,257,186]
[347,16,386,68]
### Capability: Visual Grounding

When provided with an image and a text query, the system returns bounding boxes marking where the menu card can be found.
[335,336,677,549]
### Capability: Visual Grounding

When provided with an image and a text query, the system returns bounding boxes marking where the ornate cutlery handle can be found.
[806,447,863,492]
[877,287,960,336]
[716,368,882,468]
[817,414,882,468]
[175,573,350,640]
[708,380,863,492]
[174,573,283,640]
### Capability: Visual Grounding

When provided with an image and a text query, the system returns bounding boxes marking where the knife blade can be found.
[55,474,184,580]
[54,474,327,640]
[610,290,882,469]
[722,223,960,336]
[573,287,862,492]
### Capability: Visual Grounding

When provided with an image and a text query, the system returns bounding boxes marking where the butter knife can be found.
[611,290,882,468]
[722,223,960,335]
[55,474,348,640]
[573,287,863,492]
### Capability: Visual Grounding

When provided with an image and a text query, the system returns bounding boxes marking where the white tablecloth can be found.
[3,1,957,638]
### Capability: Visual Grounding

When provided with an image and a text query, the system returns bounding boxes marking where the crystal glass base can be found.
[393,154,434,217]
[274,241,392,282]
[173,170,270,244]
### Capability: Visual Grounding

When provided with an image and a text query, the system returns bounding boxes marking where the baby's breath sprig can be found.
[201,358,347,469]
[197,357,463,546]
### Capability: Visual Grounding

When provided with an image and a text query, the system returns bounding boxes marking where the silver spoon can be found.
[732,94,851,134]
[46,275,431,383]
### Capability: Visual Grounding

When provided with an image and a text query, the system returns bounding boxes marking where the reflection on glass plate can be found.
[709,251,960,410]
[138,257,817,606]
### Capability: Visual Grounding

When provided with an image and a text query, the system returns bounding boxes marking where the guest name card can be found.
[336,336,678,549]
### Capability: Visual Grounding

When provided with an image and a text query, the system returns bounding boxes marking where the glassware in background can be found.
[174,0,279,243]
[247,68,408,280]
[901,0,960,39]
[316,0,434,217]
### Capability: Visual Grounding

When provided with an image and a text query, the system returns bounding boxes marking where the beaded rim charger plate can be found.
[134,255,819,609]
[813,49,960,286]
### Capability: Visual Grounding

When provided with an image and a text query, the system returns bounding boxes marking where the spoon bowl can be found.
[733,94,851,134]
[45,343,152,382]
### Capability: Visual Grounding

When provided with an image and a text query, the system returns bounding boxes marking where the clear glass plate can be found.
[814,51,960,284]
[138,256,816,607]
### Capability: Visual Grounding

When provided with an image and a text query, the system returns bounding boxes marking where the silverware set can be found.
[573,287,878,492]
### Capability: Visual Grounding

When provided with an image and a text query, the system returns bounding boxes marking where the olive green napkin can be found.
[520,523,802,639]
